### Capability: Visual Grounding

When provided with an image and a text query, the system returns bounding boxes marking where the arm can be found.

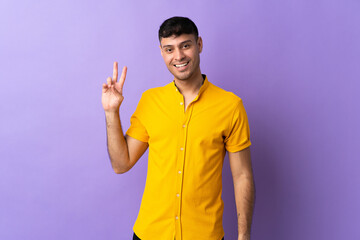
[105,112,148,174]
[228,147,255,240]
[102,62,148,174]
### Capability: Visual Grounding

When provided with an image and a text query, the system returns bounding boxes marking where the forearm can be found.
[105,111,130,173]
[234,174,255,238]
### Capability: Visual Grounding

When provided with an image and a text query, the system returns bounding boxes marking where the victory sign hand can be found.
[102,62,127,112]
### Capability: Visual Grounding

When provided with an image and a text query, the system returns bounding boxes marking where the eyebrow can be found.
[162,40,193,48]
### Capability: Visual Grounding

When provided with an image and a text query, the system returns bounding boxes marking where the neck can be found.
[174,70,203,95]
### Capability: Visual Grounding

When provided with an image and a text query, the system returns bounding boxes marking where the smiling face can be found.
[160,34,203,81]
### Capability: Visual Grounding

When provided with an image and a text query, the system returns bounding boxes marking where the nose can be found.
[174,48,185,61]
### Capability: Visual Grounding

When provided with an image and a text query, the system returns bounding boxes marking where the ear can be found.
[197,36,203,53]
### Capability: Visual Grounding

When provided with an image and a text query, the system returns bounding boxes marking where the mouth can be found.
[174,61,189,68]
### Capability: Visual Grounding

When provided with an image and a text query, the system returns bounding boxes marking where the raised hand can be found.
[102,62,127,112]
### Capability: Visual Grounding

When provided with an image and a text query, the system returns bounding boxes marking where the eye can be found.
[183,44,190,49]
[165,48,172,53]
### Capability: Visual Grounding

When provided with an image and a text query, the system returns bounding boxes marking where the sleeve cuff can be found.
[126,129,149,143]
[225,141,251,153]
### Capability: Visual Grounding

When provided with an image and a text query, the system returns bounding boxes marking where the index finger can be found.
[118,66,127,89]
[112,62,118,83]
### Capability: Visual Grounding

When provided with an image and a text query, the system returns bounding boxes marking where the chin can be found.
[170,69,194,81]
[174,73,193,81]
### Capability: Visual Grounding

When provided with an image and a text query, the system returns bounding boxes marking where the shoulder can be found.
[141,82,172,97]
[206,81,243,107]
[138,83,171,101]
[137,82,174,107]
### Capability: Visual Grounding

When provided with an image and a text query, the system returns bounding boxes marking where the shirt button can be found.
[180,102,183,105]
[180,147,184,151]
[182,124,186,128]
[175,216,179,220]
[176,194,180,197]
[178,171,181,174]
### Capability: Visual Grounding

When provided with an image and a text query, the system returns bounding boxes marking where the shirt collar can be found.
[172,74,209,97]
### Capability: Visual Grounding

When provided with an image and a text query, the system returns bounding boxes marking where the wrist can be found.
[238,233,250,240]
[104,110,120,126]
[105,110,120,116]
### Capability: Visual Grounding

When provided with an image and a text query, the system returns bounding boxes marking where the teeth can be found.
[175,62,188,68]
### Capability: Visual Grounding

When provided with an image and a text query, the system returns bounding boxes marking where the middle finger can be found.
[112,62,118,83]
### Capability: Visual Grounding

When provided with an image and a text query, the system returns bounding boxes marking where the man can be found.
[102,17,255,240]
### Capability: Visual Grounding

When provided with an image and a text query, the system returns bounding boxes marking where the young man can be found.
[102,17,255,240]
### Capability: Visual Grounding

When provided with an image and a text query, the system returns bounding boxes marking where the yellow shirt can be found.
[126,75,251,240]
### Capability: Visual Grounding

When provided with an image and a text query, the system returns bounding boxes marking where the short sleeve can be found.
[224,99,251,152]
[125,93,149,143]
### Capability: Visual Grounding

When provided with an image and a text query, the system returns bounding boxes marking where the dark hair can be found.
[158,16,199,42]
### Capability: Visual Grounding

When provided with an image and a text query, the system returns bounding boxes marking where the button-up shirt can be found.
[126,75,251,240]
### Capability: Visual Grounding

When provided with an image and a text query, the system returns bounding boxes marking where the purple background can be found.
[1,0,359,239]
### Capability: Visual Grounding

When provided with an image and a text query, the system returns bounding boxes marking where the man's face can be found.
[160,34,203,81]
